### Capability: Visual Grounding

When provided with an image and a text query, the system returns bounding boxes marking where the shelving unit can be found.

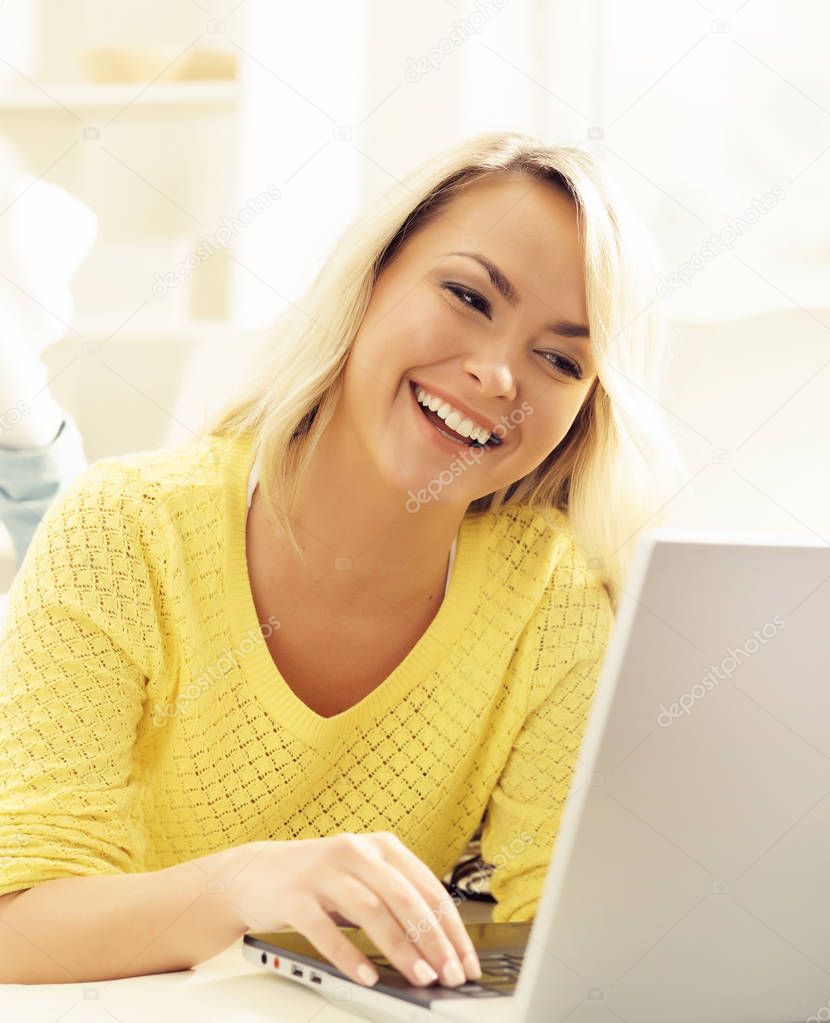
[0,1,244,334]
[0,80,240,111]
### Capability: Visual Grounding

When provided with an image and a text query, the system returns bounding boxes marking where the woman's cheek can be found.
[408,307,451,363]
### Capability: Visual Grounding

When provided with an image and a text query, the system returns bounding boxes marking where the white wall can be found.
[661,308,830,540]
[1,0,828,581]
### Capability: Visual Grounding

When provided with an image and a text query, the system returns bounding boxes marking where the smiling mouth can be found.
[409,381,502,450]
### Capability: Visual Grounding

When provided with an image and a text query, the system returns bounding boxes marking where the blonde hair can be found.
[207,130,687,612]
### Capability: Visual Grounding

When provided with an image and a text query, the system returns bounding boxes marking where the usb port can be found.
[290,965,304,978]
[309,971,322,985]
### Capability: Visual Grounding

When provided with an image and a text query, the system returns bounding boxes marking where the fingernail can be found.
[463,952,482,980]
[442,958,466,987]
[357,963,379,986]
[413,959,439,985]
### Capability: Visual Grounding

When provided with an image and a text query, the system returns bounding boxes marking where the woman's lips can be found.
[408,380,498,454]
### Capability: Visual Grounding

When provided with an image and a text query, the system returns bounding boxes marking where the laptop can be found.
[243,527,830,1023]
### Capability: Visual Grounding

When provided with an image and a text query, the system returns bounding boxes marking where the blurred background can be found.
[0,0,827,588]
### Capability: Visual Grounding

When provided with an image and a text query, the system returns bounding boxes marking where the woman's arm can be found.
[0,843,253,984]
[0,834,483,988]
[0,464,165,902]
[481,532,615,922]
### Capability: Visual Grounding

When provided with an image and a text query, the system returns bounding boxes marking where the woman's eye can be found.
[443,283,581,380]
[444,283,491,318]
[540,351,583,380]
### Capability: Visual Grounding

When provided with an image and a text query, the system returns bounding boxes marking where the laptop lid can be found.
[513,528,830,1023]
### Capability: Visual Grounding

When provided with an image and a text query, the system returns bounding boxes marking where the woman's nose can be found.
[464,361,518,403]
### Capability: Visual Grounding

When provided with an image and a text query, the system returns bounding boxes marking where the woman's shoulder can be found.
[478,499,611,622]
[64,431,252,510]
[474,499,578,568]
[23,431,253,573]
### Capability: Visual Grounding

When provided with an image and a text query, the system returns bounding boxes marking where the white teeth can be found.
[444,410,462,432]
[414,385,492,444]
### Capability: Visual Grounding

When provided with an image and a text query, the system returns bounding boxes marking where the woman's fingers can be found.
[248,833,482,990]
[285,896,381,988]
[337,835,477,985]
[320,873,443,987]
[373,832,482,980]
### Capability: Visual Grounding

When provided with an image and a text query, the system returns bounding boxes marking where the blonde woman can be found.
[0,131,685,989]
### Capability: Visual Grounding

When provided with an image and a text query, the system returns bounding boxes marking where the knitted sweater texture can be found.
[0,430,614,921]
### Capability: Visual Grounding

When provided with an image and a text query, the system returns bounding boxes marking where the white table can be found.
[0,901,495,1021]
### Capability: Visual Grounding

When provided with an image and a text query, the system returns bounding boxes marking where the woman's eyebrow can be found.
[445,250,591,340]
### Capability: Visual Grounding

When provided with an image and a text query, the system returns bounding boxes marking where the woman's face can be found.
[337,171,598,509]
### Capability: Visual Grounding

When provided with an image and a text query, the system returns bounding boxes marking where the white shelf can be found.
[72,315,232,344]
[0,80,239,112]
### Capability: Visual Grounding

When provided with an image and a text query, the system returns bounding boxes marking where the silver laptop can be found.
[243,527,830,1023]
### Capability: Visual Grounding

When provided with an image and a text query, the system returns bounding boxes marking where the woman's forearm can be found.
[0,843,259,984]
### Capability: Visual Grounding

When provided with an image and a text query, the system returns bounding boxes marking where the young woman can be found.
[0,131,685,989]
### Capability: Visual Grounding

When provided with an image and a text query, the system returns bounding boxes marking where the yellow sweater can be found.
[0,429,614,922]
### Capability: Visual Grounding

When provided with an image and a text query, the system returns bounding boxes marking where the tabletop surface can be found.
[0,897,495,1022]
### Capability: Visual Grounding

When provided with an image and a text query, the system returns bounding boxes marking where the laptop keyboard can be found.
[367,950,522,997]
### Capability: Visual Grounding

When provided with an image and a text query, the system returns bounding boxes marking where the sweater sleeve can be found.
[481,531,615,923]
[0,462,159,898]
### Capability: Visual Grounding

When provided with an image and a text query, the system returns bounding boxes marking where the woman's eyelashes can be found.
[539,351,583,379]
[442,281,583,380]
[444,282,491,317]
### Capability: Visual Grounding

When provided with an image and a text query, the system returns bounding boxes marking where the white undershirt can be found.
[246,456,458,598]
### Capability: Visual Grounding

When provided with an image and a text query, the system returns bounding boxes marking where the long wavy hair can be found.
[206,130,688,612]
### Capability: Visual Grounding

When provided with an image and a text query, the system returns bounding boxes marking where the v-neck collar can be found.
[222,431,489,746]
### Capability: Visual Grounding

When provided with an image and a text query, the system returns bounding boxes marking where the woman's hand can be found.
[232,833,482,989]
